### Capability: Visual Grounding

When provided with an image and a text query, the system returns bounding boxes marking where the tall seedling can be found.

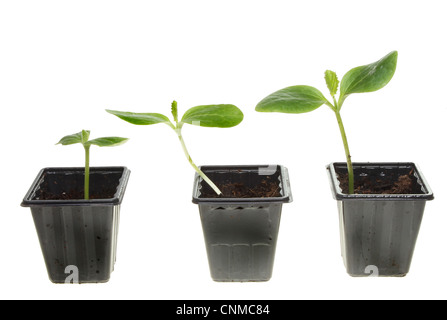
[256,51,398,194]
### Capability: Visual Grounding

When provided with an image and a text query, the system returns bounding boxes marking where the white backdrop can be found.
[1,0,446,300]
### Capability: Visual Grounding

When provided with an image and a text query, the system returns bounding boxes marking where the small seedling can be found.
[56,130,129,199]
[106,101,244,195]
[256,51,398,194]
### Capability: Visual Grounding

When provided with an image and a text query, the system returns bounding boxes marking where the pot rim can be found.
[327,162,434,201]
[192,164,293,204]
[21,166,131,207]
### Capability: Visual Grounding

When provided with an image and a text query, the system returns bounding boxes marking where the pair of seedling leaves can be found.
[58,51,397,198]
[256,51,398,115]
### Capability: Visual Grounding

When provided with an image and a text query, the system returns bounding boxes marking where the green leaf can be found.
[106,109,173,126]
[340,51,398,98]
[255,85,329,114]
[81,130,90,144]
[181,104,244,128]
[171,101,178,123]
[325,70,339,97]
[87,137,129,147]
[56,131,84,145]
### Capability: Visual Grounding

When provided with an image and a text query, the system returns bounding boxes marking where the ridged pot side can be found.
[327,162,433,277]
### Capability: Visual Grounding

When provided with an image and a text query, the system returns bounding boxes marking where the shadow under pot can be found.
[192,165,293,282]
[21,167,130,284]
[327,162,433,277]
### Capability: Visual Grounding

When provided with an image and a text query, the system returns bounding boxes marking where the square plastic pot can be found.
[192,165,292,282]
[21,167,130,284]
[327,162,433,277]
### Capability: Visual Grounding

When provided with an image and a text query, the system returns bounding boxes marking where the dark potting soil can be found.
[201,176,282,198]
[336,168,417,194]
[33,171,120,200]
[37,188,112,200]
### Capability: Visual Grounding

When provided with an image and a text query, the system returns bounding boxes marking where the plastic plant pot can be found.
[192,165,292,282]
[327,162,433,277]
[21,167,130,284]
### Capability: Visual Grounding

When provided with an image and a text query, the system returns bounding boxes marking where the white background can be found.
[1,0,446,300]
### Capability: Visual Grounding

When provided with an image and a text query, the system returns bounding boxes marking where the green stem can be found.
[84,145,90,200]
[334,110,354,194]
[175,126,222,195]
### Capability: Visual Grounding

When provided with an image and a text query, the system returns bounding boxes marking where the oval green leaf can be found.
[255,85,329,114]
[56,131,87,145]
[87,137,129,147]
[340,51,398,98]
[106,109,172,126]
[181,104,244,128]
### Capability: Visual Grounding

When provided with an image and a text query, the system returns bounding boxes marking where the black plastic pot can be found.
[327,162,433,277]
[21,167,130,284]
[192,165,292,282]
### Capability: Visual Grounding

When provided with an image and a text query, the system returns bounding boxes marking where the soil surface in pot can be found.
[33,171,120,200]
[201,176,282,198]
[336,167,420,195]
[38,188,114,200]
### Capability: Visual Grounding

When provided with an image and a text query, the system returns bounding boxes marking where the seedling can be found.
[106,101,244,195]
[256,51,398,194]
[56,130,129,199]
